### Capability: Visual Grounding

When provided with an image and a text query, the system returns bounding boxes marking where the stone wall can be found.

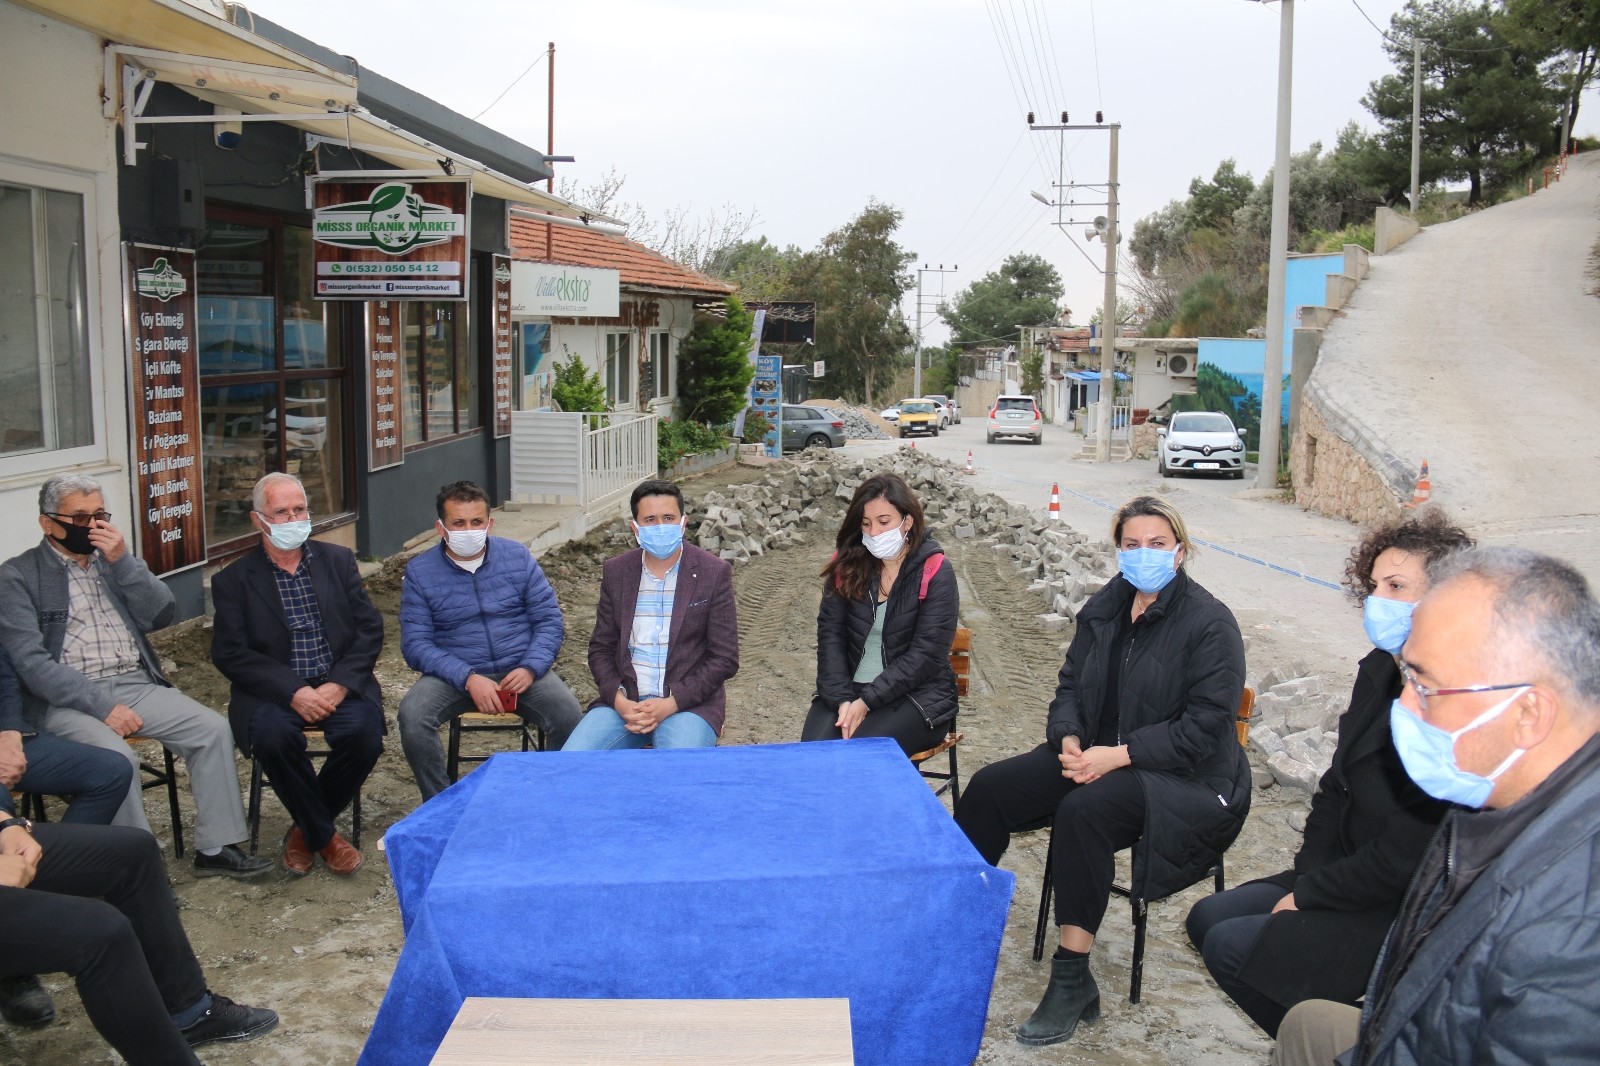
[1290,389,1407,527]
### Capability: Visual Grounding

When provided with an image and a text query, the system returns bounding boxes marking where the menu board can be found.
[367,300,404,471]
[492,255,513,438]
[124,244,205,575]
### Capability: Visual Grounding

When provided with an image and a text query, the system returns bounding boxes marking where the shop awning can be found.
[1066,370,1130,383]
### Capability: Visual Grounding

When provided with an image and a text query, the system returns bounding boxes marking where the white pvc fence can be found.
[510,410,658,516]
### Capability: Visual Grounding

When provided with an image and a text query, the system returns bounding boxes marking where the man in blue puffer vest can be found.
[397,481,583,801]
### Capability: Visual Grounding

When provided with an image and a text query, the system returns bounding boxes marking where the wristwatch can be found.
[0,817,34,834]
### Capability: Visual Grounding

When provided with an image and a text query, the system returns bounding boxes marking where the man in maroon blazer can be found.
[564,480,739,750]
[210,473,383,876]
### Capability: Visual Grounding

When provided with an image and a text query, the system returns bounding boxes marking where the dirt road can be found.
[10,456,1311,1066]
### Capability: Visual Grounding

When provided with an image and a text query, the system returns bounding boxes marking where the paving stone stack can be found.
[814,404,891,441]
[1243,659,1343,796]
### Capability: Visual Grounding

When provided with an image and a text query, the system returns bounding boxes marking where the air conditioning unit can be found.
[1165,352,1198,379]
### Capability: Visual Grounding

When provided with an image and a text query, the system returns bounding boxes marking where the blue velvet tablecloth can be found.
[359,738,1013,1065]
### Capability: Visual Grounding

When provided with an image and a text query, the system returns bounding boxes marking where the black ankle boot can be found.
[1016,954,1100,1046]
[0,975,55,1028]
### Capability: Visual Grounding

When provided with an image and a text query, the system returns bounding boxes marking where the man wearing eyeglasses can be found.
[1273,547,1600,1066]
[0,474,270,885]
[209,473,384,876]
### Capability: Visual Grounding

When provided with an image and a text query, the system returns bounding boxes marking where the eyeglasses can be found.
[44,510,111,526]
[255,506,311,524]
[1397,660,1532,712]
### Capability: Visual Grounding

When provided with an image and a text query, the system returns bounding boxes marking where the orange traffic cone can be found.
[909,440,917,450]
[1405,460,1431,509]
[964,450,974,474]
[1048,482,1061,521]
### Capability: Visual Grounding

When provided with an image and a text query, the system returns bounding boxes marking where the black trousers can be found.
[954,742,1146,935]
[0,824,205,1065]
[800,692,944,756]
[249,693,383,852]
[1185,880,1295,1036]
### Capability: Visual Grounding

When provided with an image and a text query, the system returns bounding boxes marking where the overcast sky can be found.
[251,0,1591,345]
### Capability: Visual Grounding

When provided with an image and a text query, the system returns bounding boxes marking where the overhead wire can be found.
[982,0,1056,179]
[1086,0,1105,111]
[1349,0,1514,54]
[473,49,547,120]
[931,129,1028,263]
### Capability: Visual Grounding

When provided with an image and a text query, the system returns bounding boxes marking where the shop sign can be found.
[367,300,405,471]
[492,256,513,437]
[312,178,470,300]
[124,244,205,575]
[509,260,619,317]
[752,353,782,458]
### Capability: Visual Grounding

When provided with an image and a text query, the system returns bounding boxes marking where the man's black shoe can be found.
[192,844,273,879]
[179,993,278,1047]
[0,975,54,1027]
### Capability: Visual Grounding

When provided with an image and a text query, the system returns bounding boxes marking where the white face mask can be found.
[863,523,906,561]
[442,527,488,558]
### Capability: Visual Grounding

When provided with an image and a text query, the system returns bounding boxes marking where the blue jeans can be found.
[562,706,717,750]
[7,732,135,825]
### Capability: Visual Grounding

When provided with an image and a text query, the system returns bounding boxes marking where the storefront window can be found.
[198,209,352,550]
[0,177,93,462]
[402,301,474,444]
[606,332,632,408]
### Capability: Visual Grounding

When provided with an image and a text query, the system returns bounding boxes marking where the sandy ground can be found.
[7,457,1314,1066]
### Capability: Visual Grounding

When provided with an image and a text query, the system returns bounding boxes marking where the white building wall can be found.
[546,293,699,417]
[0,4,129,562]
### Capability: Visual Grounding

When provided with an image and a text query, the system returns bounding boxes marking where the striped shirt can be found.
[53,548,143,680]
[628,559,679,699]
[272,547,334,682]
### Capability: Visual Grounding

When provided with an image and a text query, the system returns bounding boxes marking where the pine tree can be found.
[676,294,756,425]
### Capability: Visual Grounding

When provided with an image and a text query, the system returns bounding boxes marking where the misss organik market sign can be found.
[312,178,470,300]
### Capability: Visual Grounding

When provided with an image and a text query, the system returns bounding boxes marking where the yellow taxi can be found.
[897,398,940,438]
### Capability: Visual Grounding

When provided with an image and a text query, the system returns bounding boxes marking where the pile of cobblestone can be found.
[684,451,1114,624]
[1245,658,1342,797]
[812,403,891,441]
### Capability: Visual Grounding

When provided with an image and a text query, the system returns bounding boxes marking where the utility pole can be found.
[1028,112,1119,461]
[1258,0,1294,491]
[545,41,555,260]
[913,264,957,398]
[1560,53,1579,160]
[1410,38,1422,214]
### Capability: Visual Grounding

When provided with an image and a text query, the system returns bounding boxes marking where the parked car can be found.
[922,398,952,428]
[897,398,940,438]
[923,394,961,425]
[879,405,900,423]
[1157,410,1246,478]
[987,394,1042,444]
[781,404,845,452]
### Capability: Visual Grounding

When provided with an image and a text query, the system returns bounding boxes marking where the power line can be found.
[932,130,1028,263]
[473,49,547,120]
[1086,0,1105,111]
[983,0,1056,179]
[1349,0,1513,54]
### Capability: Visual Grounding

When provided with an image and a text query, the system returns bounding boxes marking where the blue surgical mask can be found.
[1117,547,1180,595]
[1363,595,1417,653]
[636,520,684,560]
[1389,688,1530,808]
[265,518,311,551]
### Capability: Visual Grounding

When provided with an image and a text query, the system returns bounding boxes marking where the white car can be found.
[879,405,900,423]
[987,395,1042,444]
[1157,411,1246,478]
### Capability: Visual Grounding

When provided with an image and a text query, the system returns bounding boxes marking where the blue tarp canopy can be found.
[1065,370,1129,383]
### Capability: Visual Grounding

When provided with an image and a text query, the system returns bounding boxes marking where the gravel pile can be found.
[813,403,891,441]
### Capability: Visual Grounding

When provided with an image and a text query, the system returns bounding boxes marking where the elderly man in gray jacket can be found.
[0,475,268,883]
[1272,546,1600,1066]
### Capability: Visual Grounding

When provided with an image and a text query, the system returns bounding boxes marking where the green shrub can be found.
[657,419,726,472]
[551,347,609,428]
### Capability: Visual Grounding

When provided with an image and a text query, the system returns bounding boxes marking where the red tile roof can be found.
[509,216,734,298]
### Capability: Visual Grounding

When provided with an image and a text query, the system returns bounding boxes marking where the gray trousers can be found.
[1272,1000,1362,1066]
[44,670,248,852]
[398,670,583,801]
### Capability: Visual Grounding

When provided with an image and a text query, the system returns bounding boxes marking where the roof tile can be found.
[509,217,734,297]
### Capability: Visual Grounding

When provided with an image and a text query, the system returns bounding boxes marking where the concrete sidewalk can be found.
[1312,153,1600,587]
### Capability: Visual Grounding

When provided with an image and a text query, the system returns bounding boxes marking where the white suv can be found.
[987,395,1042,444]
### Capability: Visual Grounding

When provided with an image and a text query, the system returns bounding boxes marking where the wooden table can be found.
[428,997,853,1065]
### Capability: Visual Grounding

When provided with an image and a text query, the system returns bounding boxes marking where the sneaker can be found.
[0,975,55,1028]
[193,844,273,879]
[281,827,313,876]
[318,832,363,876]
[179,993,278,1048]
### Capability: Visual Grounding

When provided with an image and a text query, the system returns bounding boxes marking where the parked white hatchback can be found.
[1157,410,1246,478]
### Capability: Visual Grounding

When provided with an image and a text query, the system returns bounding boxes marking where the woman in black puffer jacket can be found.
[956,494,1252,1048]
[801,473,958,755]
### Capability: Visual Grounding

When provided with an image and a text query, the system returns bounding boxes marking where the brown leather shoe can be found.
[318,832,363,876]
[281,827,313,876]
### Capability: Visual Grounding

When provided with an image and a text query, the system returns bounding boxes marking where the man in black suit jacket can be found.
[210,474,384,876]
